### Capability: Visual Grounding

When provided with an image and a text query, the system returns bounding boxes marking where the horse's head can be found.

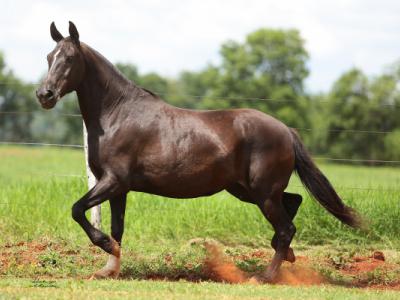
[36,21,85,109]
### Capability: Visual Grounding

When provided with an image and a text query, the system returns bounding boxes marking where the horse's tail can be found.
[290,129,363,228]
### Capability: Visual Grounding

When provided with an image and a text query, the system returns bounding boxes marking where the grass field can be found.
[1,278,400,300]
[0,145,399,299]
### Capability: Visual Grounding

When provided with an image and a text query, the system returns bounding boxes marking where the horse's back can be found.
[194,108,293,151]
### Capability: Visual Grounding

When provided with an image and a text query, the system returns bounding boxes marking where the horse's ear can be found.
[68,21,80,45]
[50,22,63,42]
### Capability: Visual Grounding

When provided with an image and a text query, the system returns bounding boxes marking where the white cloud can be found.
[0,0,399,92]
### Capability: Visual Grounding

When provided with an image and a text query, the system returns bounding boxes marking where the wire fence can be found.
[0,111,81,117]
[1,82,399,194]
[1,169,399,195]
[2,140,400,165]
[1,81,399,108]
[0,141,83,148]
[1,140,400,192]
[0,109,396,135]
[1,105,400,165]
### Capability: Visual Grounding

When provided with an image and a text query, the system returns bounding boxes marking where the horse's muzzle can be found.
[36,88,57,109]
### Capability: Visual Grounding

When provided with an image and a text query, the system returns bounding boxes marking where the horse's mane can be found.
[81,43,132,84]
[80,43,158,97]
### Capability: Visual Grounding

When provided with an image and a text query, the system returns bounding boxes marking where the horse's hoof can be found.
[89,253,121,280]
[286,247,296,263]
[89,268,119,280]
[250,275,268,284]
[251,272,275,284]
[248,276,261,284]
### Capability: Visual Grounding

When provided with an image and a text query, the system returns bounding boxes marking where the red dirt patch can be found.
[0,241,49,270]
[368,282,400,291]
[341,252,389,275]
[275,260,325,286]
[372,251,385,261]
[204,243,325,286]
[204,243,249,284]
[203,244,400,290]
[1,241,399,291]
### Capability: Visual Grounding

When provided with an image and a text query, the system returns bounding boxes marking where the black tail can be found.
[290,129,362,228]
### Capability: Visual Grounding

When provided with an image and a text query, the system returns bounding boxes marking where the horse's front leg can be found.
[71,175,125,279]
[91,194,127,279]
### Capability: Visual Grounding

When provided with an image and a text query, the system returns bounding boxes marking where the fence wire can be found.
[1,83,399,194]
[0,141,84,148]
[0,110,396,135]
[2,170,399,193]
[0,111,81,117]
[1,141,400,164]
[0,81,399,108]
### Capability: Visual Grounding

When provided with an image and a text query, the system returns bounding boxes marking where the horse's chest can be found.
[86,138,112,178]
[86,148,103,179]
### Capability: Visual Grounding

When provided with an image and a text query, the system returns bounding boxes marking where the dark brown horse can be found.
[36,22,361,281]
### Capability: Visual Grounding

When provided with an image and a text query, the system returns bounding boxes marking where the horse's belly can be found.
[138,181,226,198]
[131,158,237,198]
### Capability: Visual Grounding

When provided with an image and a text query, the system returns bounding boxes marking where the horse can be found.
[36,21,361,281]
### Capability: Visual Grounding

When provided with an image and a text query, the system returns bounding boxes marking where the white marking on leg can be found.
[104,253,120,273]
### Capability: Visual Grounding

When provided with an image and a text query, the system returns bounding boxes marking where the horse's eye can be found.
[66,56,74,63]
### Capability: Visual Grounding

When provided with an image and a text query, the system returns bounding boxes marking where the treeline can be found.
[1,28,399,162]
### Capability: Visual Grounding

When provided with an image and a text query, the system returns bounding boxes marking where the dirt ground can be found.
[0,241,399,291]
[202,243,400,290]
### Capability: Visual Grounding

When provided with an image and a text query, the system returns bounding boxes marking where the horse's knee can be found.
[91,233,119,255]
[71,202,84,222]
[91,231,109,247]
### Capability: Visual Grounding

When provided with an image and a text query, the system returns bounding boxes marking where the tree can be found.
[115,63,140,83]
[0,51,36,142]
[115,29,311,128]
[115,63,168,93]
[115,62,193,107]
[0,51,83,145]
[322,67,400,161]
[175,66,219,108]
[30,94,82,144]
[200,28,310,129]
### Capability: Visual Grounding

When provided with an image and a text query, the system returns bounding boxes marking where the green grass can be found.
[0,279,399,300]
[0,146,399,298]
[1,145,399,248]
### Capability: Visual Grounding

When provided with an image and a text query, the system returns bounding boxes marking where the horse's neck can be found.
[76,45,135,130]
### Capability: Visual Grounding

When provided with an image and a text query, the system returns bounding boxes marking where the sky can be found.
[1,0,399,93]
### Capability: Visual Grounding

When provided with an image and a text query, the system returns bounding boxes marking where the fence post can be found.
[83,122,101,229]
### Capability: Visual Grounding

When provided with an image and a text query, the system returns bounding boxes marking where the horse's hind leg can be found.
[271,192,302,263]
[227,187,301,263]
[91,194,127,279]
[257,191,296,282]
[227,185,297,280]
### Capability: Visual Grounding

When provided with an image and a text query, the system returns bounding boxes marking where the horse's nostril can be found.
[45,90,54,98]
